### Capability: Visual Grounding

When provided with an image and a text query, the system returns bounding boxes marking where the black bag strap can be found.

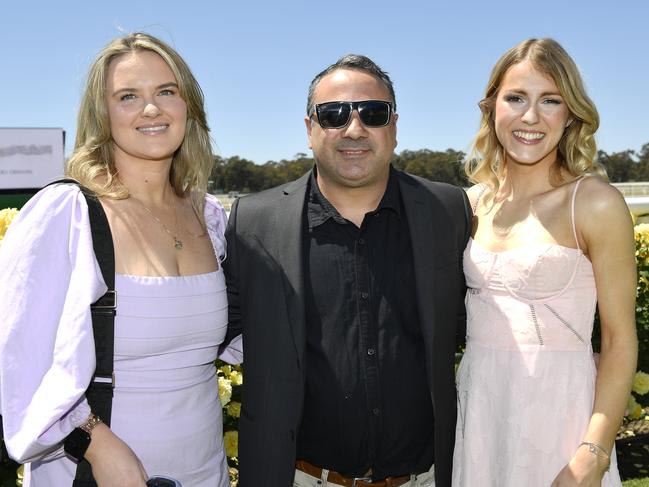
[0,180,115,485]
[46,179,115,486]
[77,183,116,486]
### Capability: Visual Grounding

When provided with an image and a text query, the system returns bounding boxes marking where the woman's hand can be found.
[84,423,148,487]
[550,445,608,487]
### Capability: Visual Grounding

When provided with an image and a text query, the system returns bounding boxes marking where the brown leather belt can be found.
[295,459,411,487]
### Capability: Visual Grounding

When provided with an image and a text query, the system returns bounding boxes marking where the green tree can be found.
[598,150,637,182]
[393,149,467,186]
[279,153,314,182]
[633,144,649,182]
[222,156,258,192]
[209,156,226,193]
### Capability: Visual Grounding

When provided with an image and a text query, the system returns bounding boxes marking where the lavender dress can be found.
[0,184,242,487]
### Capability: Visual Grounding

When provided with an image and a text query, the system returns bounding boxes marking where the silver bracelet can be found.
[579,441,611,469]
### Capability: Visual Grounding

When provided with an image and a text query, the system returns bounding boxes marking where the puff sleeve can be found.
[0,183,107,463]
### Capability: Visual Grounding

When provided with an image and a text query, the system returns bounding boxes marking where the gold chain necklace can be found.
[131,195,183,250]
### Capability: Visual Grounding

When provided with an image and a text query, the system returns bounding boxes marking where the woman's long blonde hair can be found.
[464,38,605,200]
[66,32,213,220]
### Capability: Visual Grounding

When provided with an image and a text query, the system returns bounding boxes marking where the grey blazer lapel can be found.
[398,173,438,345]
[276,171,310,368]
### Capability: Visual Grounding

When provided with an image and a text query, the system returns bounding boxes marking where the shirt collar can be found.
[307,166,401,230]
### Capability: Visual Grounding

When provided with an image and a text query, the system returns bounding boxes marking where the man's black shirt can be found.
[296,168,434,479]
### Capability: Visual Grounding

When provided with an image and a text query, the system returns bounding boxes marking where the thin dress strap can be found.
[570,177,586,251]
[472,184,487,214]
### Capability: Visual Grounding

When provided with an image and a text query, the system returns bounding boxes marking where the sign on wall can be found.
[0,128,65,190]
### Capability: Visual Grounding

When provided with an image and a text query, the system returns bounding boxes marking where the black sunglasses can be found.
[312,100,393,129]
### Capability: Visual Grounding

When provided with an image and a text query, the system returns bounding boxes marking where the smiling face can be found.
[494,60,571,170]
[105,49,187,167]
[305,69,397,191]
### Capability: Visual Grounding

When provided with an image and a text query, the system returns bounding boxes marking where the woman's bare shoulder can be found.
[575,176,628,217]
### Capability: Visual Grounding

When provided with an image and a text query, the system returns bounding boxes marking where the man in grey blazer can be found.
[223,54,472,487]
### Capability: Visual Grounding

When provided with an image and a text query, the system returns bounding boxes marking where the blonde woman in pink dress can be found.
[452,38,637,487]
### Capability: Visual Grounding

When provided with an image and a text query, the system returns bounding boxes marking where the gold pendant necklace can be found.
[131,195,183,250]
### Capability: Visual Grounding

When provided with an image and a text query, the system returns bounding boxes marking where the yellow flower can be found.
[226,401,241,418]
[224,430,239,458]
[627,395,643,420]
[635,223,649,240]
[229,369,243,386]
[632,371,649,395]
[219,364,232,375]
[0,208,19,242]
[229,467,239,485]
[218,376,232,406]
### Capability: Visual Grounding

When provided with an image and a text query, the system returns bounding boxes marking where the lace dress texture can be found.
[452,182,622,486]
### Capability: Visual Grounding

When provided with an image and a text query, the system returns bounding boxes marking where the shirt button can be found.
[367,348,376,356]
[358,238,365,245]
[360,292,369,299]
[372,408,380,415]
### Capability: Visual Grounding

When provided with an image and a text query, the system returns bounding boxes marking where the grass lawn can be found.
[625,479,649,487]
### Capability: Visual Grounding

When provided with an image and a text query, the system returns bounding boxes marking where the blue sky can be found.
[1,0,647,164]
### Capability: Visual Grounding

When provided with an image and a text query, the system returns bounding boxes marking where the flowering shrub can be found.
[0,209,19,484]
[635,371,649,396]
[216,360,242,484]
[627,371,649,420]
[619,225,649,432]
[634,224,649,381]
[0,208,18,243]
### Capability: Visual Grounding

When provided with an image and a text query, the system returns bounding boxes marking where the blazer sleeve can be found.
[221,197,243,350]
[205,194,243,364]
[456,187,473,347]
[0,184,107,463]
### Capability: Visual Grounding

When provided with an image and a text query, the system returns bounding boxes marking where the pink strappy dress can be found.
[452,179,622,486]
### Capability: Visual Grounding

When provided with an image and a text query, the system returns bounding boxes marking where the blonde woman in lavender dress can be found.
[452,38,637,487]
[0,33,241,487]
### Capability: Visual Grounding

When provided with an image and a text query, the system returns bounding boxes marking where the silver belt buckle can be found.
[352,477,372,486]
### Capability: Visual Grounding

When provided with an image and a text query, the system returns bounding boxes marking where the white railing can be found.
[625,197,649,217]
[611,184,649,217]
[212,183,649,217]
[612,183,649,197]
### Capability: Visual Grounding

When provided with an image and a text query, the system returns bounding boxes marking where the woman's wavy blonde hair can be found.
[65,32,213,220]
[464,38,605,200]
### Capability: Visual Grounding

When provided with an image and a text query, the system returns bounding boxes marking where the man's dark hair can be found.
[306,54,397,115]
